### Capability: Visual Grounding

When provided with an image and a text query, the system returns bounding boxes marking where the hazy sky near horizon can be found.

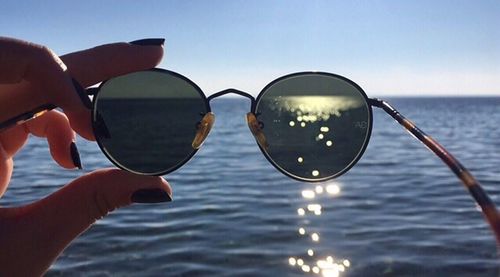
[1,0,499,96]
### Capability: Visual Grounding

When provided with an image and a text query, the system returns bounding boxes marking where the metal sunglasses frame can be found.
[1,68,499,245]
[91,69,373,182]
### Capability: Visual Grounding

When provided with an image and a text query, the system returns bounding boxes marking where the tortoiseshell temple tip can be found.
[0,104,57,132]
[246,112,269,150]
[192,112,215,149]
[373,98,500,245]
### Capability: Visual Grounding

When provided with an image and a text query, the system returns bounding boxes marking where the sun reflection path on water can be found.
[289,182,350,276]
[271,96,364,123]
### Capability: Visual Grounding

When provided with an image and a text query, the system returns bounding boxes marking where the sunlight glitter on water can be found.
[325,184,340,195]
[302,190,316,199]
[289,179,350,276]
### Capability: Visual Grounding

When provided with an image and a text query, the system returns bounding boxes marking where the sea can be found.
[2,97,500,276]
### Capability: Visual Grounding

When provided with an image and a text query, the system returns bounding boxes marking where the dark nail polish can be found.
[71,78,92,109]
[70,142,82,169]
[131,188,172,203]
[129,38,165,46]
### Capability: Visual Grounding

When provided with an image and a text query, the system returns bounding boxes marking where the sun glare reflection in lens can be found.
[273,96,364,123]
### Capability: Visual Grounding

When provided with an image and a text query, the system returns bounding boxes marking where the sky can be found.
[1,0,499,96]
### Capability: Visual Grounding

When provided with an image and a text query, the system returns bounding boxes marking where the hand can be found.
[0,37,172,276]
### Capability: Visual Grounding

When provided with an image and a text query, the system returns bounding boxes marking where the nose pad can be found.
[246,112,269,150]
[192,112,215,149]
[94,112,111,139]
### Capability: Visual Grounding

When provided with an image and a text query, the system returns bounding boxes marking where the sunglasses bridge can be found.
[193,88,269,150]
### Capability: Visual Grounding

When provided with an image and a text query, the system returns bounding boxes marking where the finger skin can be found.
[0,168,172,276]
[0,109,76,174]
[25,110,77,169]
[0,124,29,158]
[0,37,88,124]
[0,143,13,197]
[62,42,164,87]
[0,126,27,197]
[0,123,28,198]
[0,110,76,196]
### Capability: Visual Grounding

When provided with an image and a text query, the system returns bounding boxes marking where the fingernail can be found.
[71,78,92,109]
[129,38,165,46]
[131,188,172,203]
[70,142,82,169]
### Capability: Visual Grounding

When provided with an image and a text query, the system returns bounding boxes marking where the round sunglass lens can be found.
[93,70,208,175]
[255,73,372,181]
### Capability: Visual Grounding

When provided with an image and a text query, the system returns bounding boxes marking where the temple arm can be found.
[369,98,500,244]
[0,88,98,132]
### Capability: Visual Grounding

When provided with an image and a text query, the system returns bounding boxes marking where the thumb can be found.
[0,168,172,276]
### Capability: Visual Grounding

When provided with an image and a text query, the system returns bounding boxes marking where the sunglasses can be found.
[3,69,500,244]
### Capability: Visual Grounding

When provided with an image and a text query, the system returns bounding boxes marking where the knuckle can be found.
[31,44,52,61]
[88,190,116,221]
[31,44,66,70]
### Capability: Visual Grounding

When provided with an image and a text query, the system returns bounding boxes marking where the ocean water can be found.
[3,97,500,276]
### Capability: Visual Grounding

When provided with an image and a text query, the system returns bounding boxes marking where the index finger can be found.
[61,39,164,87]
[0,37,89,128]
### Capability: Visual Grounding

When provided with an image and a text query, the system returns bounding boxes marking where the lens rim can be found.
[253,71,374,182]
[91,68,210,176]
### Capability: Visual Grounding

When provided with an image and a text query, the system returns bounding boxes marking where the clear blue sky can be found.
[1,0,499,96]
